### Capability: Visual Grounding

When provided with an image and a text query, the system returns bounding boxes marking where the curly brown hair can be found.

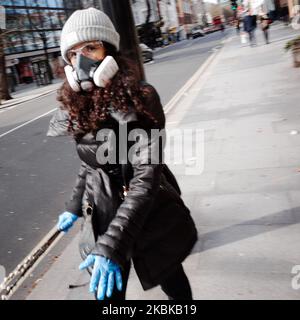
[57,42,158,136]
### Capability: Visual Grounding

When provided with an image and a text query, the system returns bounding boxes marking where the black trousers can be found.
[99,260,193,300]
[262,28,269,44]
[247,30,256,46]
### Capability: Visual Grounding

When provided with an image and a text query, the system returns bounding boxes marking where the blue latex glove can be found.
[57,211,78,232]
[79,254,123,300]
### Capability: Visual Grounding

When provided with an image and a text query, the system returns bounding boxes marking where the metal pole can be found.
[0,28,12,102]
[99,0,146,82]
[41,32,53,84]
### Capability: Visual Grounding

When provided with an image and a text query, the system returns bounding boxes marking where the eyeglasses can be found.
[67,41,104,61]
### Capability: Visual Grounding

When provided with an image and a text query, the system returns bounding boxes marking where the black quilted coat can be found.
[47,83,198,290]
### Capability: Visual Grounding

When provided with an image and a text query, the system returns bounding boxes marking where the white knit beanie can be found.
[60,8,120,64]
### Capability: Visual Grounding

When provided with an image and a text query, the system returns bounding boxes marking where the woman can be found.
[48,8,198,301]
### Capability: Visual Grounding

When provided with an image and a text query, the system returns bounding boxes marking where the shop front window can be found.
[15,9,31,29]
[40,10,54,29]
[48,10,62,29]
[54,30,61,45]
[4,47,12,55]
[13,0,26,6]
[18,62,34,84]
[45,31,56,48]
[28,9,41,29]
[2,1,14,6]
[22,32,37,51]
[25,0,48,7]
[5,33,24,53]
[4,41,14,55]
[57,10,67,26]
[47,0,64,8]
[32,31,45,50]
[55,0,64,7]
[65,0,81,8]
[28,9,65,30]
[5,8,17,29]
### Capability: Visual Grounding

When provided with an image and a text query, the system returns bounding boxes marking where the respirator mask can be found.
[64,42,119,92]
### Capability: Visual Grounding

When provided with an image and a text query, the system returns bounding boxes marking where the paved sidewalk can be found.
[0,79,63,109]
[25,24,300,300]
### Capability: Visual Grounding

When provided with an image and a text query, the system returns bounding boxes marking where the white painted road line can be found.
[0,107,57,139]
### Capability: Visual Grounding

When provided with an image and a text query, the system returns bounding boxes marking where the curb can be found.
[0,225,63,300]
[0,85,61,110]
[164,35,233,115]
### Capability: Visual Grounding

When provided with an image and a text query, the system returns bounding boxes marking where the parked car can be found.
[191,26,205,39]
[139,43,153,63]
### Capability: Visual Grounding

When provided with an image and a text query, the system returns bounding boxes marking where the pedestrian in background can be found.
[47,8,197,301]
[243,9,257,47]
[259,12,271,44]
[220,23,225,33]
[236,18,241,35]
[6,67,15,93]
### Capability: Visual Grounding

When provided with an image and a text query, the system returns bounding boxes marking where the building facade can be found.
[130,0,163,48]
[176,0,196,36]
[158,0,179,32]
[176,0,193,25]
[131,0,160,26]
[190,0,207,26]
[157,0,181,41]
[284,0,300,18]
[2,0,209,89]
[3,0,82,87]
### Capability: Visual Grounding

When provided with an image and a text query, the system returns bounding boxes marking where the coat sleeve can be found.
[91,85,166,269]
[47,108,70,137]
[163,164,181,195]
[65,161,88,217]
[46,108,87,217]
